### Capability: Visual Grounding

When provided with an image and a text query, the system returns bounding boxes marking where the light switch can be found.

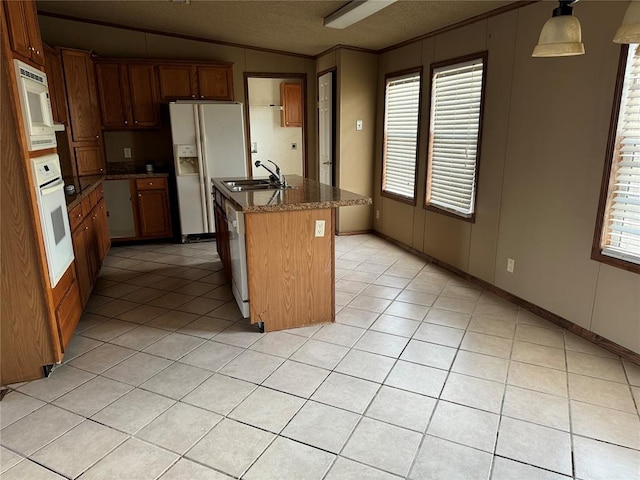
[123,148,132,158]
[315,220,325,237]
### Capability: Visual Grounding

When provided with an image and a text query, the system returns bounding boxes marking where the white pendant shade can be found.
[532,15,585,57]
[614,1,640,44]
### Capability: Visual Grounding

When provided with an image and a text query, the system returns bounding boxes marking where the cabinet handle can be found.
[35,50,40,56]
[96,135,100,139]
[85,226,88,231]
[148,182,153,186]
[77,214,82,218]
[124,120,128,125]
[200,95,204,99]
[138,194,141,197]
[134,120,138,125]
[191,94,196,99]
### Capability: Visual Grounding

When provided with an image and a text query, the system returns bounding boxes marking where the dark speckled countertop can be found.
[212,175,372,212]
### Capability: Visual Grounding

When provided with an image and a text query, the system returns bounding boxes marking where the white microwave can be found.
[14,60,57,151]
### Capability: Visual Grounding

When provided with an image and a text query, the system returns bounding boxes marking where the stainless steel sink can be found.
[222,179,295,192]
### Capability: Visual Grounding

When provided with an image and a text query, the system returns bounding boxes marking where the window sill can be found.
[423,204,475,223]
[381,190,416,206]
[591,250,640,275]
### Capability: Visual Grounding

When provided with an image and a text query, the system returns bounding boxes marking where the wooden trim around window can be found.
[423,51,488,224]
[380,67,423,207]
[591,44,640,275]
[375,231,640,366]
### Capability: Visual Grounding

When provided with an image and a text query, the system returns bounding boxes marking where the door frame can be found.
[317,67,336,187]
[243,72,308,178]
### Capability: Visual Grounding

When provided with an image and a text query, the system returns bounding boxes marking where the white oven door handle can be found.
[40,178,65,195]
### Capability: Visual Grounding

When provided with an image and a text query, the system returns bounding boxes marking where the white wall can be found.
[247,78,303,177]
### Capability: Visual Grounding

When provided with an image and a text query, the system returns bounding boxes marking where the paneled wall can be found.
[373,1,640,353]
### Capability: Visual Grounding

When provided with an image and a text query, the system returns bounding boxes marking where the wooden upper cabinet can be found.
[95,62,130,128]
[197,65,233,100]
[158,64,195,102]
[75,145,105,176]
[61,49,102,142]
[128,64,159,127]
[281,82,302,128]
[43,45,68,126]
[95,62,159,129]
[158,63,233,102]
[4,0,44,66]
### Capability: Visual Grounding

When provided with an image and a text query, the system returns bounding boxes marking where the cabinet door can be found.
[95,63,131,129]
[197,65,234,101]
[128,64,159,127]
[55,278,82,350]
[71,225,93,306]
[157,65,195,102]
[281,83,303,127]
[214,202,232,280]
[62,49,102,142]
[4,0,43,65]
[43,45,68,126]
[137,189,172,238]
[75,145,105,176]
[95,198,111,261]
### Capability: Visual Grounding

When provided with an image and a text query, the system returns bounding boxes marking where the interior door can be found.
[318,71,333,186]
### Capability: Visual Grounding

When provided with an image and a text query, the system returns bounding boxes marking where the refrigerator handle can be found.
[193,105,209,232]
[197,105,216,233]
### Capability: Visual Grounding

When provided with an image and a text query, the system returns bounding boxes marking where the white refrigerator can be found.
[169,102,248,238]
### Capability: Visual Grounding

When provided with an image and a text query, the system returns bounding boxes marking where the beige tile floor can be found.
[1,234,640,479]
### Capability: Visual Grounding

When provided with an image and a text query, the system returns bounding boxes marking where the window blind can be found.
[382,72,421,200]
[602,44,640,265]
[426,58,484,217]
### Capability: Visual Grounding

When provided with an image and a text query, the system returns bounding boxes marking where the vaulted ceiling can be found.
[36,1,519,57]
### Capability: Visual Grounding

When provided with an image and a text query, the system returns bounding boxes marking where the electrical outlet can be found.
[507,258,515,273]
[315,220,325,237]
[376,209,380,219]
[291,143,298,150]
[123,148,132,158]
[356,120,363,131]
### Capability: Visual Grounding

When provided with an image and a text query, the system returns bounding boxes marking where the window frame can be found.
[423,51,488,223]
[381,67,423,206]
[592,44,640,274]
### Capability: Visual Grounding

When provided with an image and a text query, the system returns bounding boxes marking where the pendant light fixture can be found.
[614,0,640,44]
[532,0,585,57]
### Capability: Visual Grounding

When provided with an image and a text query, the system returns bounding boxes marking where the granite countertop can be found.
[212,175,372,213]
[106,173,169,180]
[64,175,103,209]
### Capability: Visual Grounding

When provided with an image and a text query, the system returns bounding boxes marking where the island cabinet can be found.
[95,61,160,129]
[157,63,234,102]
[3,0,44,67]
[211,175,371,332]
[68,182,110,307]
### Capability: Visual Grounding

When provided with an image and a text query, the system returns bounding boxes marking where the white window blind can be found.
[601,43,640,265]
[382,72,421,200]
[426,58,484,217]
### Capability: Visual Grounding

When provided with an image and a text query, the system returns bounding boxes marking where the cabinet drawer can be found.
[136,177,167,190]
[69,203,84,231]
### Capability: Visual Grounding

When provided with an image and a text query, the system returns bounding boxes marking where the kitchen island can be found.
[211,175,371,332]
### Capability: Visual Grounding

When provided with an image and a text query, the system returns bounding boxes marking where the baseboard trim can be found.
[336,229,373,236]
[374,231,640,366]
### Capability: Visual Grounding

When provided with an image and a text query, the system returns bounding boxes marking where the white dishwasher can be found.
[226,202,250,318]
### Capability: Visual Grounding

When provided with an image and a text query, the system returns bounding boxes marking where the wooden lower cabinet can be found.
[55,276,83,350]
[69,183,110,308]
[214,201,231,279]
[137,189,172,238]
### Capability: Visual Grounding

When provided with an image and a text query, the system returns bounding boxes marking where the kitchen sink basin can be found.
[222,179,295,192]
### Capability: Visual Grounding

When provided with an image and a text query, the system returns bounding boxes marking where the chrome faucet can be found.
[254,160,286,187]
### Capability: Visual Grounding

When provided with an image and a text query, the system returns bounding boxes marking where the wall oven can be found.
[31,154,74,287]
[15,60,57,151]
